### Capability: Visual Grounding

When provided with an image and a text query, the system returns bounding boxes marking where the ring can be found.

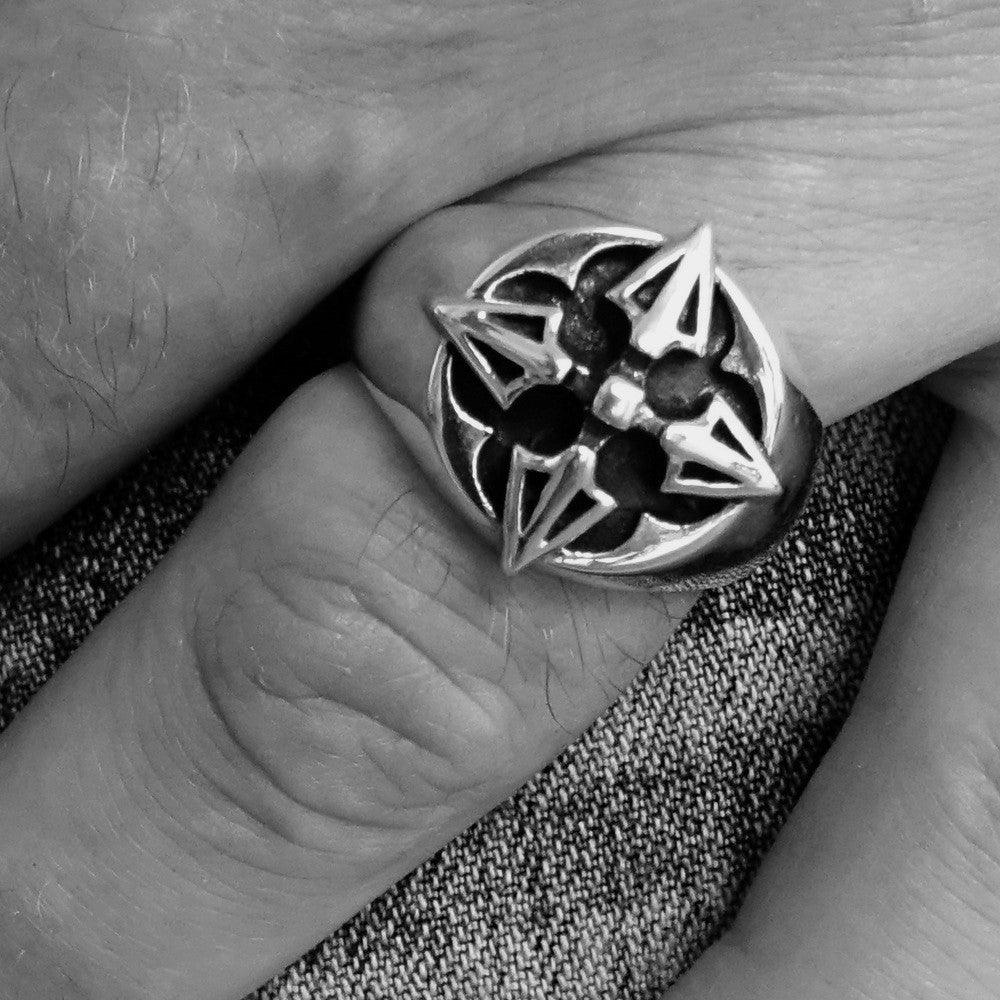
[426,224,822,590]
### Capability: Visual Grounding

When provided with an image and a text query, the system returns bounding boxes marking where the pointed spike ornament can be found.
[431,299,572,408]
[659,397,782,499]
[607,223,716,359]
[502,444,618,575]
[426,225,822,590]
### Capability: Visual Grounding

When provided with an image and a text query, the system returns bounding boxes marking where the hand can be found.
[1,0,826,547]
[3,1,1000,998]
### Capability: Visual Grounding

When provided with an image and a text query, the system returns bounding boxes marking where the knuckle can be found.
[185,530,524,859]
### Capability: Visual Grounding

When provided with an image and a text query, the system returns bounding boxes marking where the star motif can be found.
[430,224,783,574]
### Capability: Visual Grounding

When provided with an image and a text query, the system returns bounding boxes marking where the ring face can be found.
[427,225,822,590]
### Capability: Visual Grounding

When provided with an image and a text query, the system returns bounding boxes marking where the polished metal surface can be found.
[426,224,823,590]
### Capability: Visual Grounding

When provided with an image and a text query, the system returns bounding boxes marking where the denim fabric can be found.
[0,317,951,998]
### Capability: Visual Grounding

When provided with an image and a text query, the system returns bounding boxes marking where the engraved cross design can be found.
[431,225,782,574]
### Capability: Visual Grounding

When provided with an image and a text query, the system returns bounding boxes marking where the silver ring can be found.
[426,224,822,590]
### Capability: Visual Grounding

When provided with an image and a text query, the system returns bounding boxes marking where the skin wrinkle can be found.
[189,554,500,837]
[967,729,1000,832]
[610,118,996,170]
[115,620,304,882]
[925,735,1000,891]
[193,581,440,855]
[235,564,479,772]
[917,862,1000,975]
[884,839,1000,991]
[890,0,1000,32]
[353,731,472,809]
[138,701,360,890]
[191,580,378,852]
[349,479,528,665]
[347,584,505,723]
[877,920,985,1000]
[356,531,606,730]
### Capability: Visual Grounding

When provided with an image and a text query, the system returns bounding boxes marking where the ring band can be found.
[426,224,822,590]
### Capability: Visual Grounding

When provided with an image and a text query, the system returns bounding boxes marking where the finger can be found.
[0,363,690,1000]
[659,410,1000,998]
[357,111,1000,428]
[3,0,997,547]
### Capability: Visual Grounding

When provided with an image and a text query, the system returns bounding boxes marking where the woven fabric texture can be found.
[0,322,950,999]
